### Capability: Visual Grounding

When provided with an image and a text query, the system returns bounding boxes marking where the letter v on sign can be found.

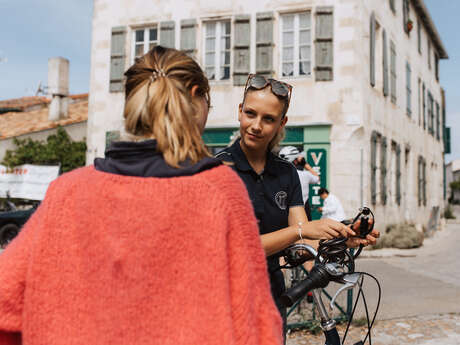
[310,152,323,166]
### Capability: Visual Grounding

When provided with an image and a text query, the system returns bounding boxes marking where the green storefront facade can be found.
[203,124,331,220]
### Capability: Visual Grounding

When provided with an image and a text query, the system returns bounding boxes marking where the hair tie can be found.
[150,69,166,82]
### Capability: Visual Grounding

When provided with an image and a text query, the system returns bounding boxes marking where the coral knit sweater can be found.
[0,165,282,345]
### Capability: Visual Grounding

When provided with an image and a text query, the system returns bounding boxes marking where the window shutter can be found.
[445,127,451,154]
[422,83,426,129]
[422,159,427,206]
[380,137,387,205]
[370,132,378,205]
[383,29,389,96]
[109,26,127,92]
[396,144,401,205]
[390,40,396,103]
[406,62,411,116]
[390,0,396,13]
[403,0,409,34]
[180,19,197,56]
[256,12,274,77]
[436,101,440,141]
[370,13,376,87]
[160,21,175,48]
[417,157,422,206]
[233,15,251,86]
[417,20,422,54]
[315,7,334,81]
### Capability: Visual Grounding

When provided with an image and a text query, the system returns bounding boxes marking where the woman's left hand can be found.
[345,219,380,248]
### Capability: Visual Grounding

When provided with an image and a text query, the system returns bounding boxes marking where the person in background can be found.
[279,146,319,221]
[318,187,346,222]
[0,47,283,345]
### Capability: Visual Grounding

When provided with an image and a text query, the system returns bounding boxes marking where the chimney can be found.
[48,57,69,121]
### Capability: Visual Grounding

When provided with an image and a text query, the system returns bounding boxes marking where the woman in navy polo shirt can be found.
[216,74,378,338]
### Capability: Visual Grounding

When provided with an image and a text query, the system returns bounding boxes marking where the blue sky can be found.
[0,0,458,161]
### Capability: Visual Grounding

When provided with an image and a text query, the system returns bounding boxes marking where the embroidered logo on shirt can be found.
[275,191,288,210]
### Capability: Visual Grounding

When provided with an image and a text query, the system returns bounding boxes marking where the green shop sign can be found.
[307,148,327,220]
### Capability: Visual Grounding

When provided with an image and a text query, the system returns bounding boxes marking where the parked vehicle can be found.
[0,196,38,249]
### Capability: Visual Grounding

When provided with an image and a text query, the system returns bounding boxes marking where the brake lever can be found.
[329,273,362,310]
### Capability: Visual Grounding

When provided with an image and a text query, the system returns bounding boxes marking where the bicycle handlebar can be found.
[280,264,332,307]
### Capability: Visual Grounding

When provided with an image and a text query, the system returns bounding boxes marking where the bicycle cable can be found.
[341,272,382,345]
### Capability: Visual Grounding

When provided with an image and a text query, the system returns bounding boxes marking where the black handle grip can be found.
[280,265,331,307]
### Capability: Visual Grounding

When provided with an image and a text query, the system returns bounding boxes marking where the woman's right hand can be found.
[301,219,355,240]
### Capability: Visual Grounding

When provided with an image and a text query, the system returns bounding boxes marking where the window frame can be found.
[202,20,232,81]
[132,26,159,63]
[279,12,312,78]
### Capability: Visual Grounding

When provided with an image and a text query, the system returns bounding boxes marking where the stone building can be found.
[87,0,448,229]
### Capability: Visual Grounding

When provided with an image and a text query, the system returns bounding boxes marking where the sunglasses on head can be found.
[244,74,293,104]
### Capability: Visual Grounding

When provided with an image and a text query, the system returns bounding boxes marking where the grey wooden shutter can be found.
[234,15,251,86]
[380,137,387,205]
[422,159,427,206]
[370,13,376,87]
[383,29,389,96]
[417,157,422,206]
[109,26,127,92]
[390,0,396,13]
[315,7,334,81]
[417,20,422,54]
[422,82,426,129]
[436,101,440,140]
[390,40,396,103]
[160,21,175,48]
[256,12,274,77]
[370,131,378,205]
[180,19,197,57]
[396,143,401,205]
[403,0,409,34]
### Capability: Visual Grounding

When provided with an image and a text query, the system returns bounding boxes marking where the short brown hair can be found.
[123,46,211,167]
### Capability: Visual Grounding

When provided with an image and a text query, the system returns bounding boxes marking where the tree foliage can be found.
[2,127,86,173]
[450,180,460,191]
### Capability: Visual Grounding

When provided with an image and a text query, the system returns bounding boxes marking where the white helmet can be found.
[279,146,300,163]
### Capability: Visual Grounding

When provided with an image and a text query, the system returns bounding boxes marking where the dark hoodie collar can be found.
[94,140,221,178]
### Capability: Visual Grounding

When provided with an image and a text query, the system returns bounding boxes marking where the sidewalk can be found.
[287,313,460,345]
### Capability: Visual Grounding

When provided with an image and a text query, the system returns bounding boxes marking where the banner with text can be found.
[307,149,327,220]
[0,164,60,200]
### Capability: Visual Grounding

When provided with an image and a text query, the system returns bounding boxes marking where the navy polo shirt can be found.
[216,139,303,300]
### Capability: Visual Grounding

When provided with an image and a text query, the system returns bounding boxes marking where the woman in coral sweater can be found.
[0,46,285,345]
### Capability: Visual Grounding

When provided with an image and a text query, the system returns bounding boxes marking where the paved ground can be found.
[287,313,460,345]
[287,218,460,344]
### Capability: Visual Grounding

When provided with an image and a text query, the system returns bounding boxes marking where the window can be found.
[390,41,397,104]
[203,21,231,80]
[134,27,158,60]
[280,12,312,77]
[406,62,411,116]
